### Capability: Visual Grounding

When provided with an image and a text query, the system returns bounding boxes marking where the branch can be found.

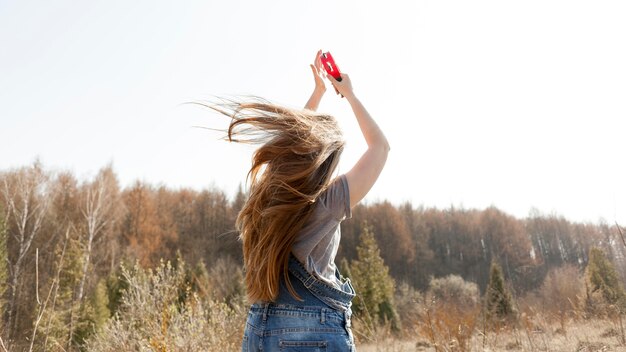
[0,335,8,352]
[617,222,626,247]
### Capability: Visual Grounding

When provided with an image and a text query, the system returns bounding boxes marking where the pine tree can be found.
[73,279,111,347]
[191,259,210,298]
[349,223,400,331]
[89,279,111,330]
[484,261,516,323]
[105,259,133,317]
[586,247,626,311]
[37,236,87,351]
[338,257,352,281]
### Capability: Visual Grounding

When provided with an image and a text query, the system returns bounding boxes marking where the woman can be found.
[216,51,389,351]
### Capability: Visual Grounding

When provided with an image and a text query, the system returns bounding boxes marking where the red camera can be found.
[320,52,342,82]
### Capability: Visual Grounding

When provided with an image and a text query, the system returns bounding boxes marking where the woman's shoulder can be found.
[317,174,352,221]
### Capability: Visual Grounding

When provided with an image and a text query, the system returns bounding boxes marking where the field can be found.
[3,163,626,351]
[357,318,626,352]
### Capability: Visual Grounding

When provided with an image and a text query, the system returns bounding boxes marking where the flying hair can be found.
[193,97,345,303]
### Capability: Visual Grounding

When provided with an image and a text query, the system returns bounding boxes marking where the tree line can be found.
[0,160,624,350]
[341,202,625,296]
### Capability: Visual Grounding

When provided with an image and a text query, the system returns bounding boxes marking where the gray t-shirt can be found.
[291,174,352,289]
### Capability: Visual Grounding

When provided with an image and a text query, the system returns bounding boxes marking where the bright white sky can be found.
[1,0,625,225]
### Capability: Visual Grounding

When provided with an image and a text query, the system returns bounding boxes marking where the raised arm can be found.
[304,50,326,111]
[327,73,390,208]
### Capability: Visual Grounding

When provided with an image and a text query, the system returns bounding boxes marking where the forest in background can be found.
[1,159,626,351]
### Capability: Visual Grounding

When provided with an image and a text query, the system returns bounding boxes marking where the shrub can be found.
[206,256,246,308]
[417,274,480,351]
[86,259,246,352]
[394,281,424,330]
[420,299,479,351]
[536,265,583,320]
[427,274,480,308]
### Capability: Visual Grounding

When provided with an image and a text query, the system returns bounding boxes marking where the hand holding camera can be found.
[320,51,353,99]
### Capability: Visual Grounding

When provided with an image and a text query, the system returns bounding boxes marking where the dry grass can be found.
[355,263,626,351]
[358,318,626,352]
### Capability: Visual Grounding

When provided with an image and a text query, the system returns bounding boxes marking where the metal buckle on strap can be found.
[344,310,352,327]
[302,274,316,288]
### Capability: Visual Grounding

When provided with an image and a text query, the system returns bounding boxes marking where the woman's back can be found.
[292,174,352,290]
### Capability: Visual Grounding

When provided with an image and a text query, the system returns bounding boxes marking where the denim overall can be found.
[242,254,357,351]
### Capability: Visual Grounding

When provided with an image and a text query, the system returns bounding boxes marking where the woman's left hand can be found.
[310,50,326,94]
[304,50,327,110]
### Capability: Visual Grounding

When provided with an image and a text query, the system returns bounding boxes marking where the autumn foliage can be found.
[1,160,626,351]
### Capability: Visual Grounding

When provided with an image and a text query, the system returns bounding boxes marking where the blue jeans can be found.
[242,254,357,351]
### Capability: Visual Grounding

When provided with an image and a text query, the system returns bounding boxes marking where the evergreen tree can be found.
[338,257,352,280]
[89,279,110,330]
[174,250,192,307]
[37,236,88,351]
[586,247,626,310]
[348,223,400,331]
[191,259,210,298]
[105,259,133,317]
[74,279,111,348]
[484,261,516,322]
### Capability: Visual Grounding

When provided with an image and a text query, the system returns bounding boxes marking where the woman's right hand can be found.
[326,73,354,99]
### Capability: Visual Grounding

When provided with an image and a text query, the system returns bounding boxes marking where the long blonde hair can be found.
[203,98,345,303]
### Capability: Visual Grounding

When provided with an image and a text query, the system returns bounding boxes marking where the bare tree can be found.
[76,163,122,305]
[0,160,51,339]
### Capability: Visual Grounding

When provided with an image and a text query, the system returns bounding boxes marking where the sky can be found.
[1,0,625,225]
